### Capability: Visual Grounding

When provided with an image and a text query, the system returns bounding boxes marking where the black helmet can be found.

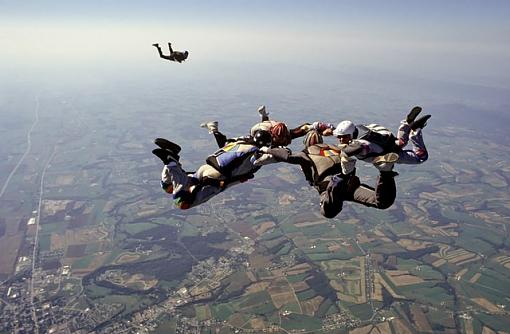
[253,130,272,147]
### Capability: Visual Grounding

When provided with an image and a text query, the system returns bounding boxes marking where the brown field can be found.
[471,298,503,314]
[228,313,247,328]
[448,252,478,264]
[391,318,413,334]
[249,253,273,269]
[50,233,66,251]
[65,226,109,245]
[328,242,342,252]
[482,327,497,334]
[410,304,432,332]
[494,255,510,269]
[116,253,141,264]
[375,273,406,299]
[230,223,258,239]
[301,295,324,316]
[286,262,311,275]
[124,273,158,290]
[294,220,327,228]
[397,239,432,251]
[456,255,481,266]
[350,322,391,334]
[249,317,268,330]
[469,273,481,284]
[291,281,310,292]
[0,234,23,276]
[268,278,298,309]
[245,281,271,294]
[432,258,447,267]
[55,175,75,186]
[253,221,275,235]
[463,318,474,334]
[42,199,72,215]
[373,277,383,302]
[455,268,469,280]
[386,271,424,286]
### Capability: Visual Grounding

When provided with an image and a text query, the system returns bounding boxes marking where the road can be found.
[0,96,40,199]
[30,146,57,334]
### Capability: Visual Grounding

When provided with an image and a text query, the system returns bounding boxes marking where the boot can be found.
[406,106,422,124]
[410,115,431,130]
[200,121,219,134]
[152,43,159,47]
[154,138,182,154]
[372,152,399,165]
[258,105,269,118]
[152,148,179,165]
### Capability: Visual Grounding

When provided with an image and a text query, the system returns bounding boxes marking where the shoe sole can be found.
[372,152,399,165]
[406,106,422,123]
[411,115,431,131]
[152,148,179,164]
[154,138,182,154]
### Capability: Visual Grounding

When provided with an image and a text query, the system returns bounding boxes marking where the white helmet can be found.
[332,120,356,137]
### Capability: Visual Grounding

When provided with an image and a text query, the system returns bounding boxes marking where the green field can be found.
[281,313,322,331]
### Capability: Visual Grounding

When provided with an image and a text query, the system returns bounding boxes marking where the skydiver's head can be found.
[270,122,292,146]
[253,129,272,148]
[333,120,357,145]
[183,51,189,59]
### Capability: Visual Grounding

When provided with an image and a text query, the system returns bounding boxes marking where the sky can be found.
[2,0,510,87]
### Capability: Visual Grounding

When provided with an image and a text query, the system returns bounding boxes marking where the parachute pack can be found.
[206,140,260,178]
[356,124,399,154]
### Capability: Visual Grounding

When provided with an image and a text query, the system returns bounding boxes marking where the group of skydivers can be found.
[152,105,431,219]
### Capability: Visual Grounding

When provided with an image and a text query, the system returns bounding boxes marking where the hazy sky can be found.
[2,0,510,86]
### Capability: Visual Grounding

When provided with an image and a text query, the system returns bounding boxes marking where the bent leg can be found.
[213,131,228,148]
[154,45,165,58]
[351,171,396,209]
[319,175,346,218]
[396,120,411,148]
[397,128,428,164]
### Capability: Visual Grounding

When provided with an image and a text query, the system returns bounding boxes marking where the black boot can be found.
[152,148,179,165]
[154,138,182,154]
[410,115,431,130]
[406,106,422,124]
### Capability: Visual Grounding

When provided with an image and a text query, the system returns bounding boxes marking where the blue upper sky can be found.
[2,0,510,86]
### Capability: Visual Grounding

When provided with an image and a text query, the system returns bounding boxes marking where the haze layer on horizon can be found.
[2,0,510,88]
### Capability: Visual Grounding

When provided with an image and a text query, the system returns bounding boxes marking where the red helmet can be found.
[271,122,291,146]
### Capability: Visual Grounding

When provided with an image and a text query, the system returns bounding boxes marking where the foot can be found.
[372,152,399,165]
[375,162,395,172]
[200,121,218,134]
[406,106,422,124]
[154,138,182,154]
[152,148,179,165]
[410,115,431,130]
[258,105,269,118]
[152,43,159,47]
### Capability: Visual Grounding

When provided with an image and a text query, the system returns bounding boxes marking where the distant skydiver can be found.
[152,42,189,63]
[152,131,278,209]
[267,131,399,218]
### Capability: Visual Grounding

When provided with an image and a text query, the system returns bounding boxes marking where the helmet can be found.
[253,130,272,147]
[270,122,291,146]
[302,130,323,148]
[332,120,356,137]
